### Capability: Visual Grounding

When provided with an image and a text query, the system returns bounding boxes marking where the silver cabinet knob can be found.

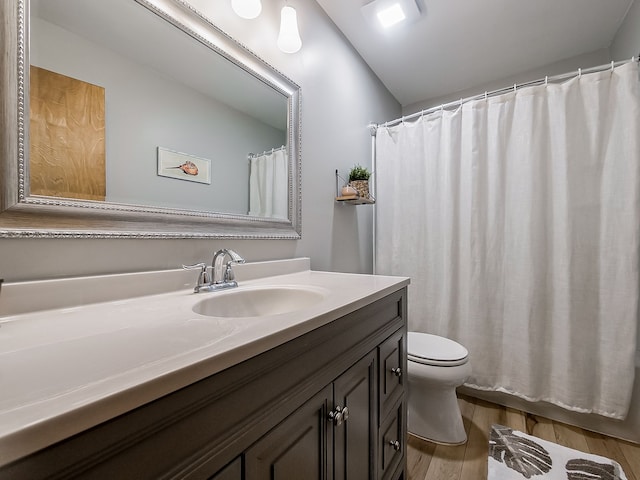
[389,440,401,451]
[328,406,349,426]
[391,367,402,377]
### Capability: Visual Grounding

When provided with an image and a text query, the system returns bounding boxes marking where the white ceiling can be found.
[316,0,634,107]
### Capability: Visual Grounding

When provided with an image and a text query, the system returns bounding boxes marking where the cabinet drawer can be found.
[378,398,404,480]
[378,329,405,422]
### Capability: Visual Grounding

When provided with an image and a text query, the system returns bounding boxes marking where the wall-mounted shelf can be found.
[336,195,375,205]
[335,169,375,205]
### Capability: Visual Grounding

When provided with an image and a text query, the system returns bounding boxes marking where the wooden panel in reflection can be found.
[29,66,106,201]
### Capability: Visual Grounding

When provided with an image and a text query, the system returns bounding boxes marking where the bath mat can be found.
[488,424,628,479]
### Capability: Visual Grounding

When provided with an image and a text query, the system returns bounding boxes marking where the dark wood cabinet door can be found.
[378,329,405,423]
[245,385,333,480]
[333,351,377,480]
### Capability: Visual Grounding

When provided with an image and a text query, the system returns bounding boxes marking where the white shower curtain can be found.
[248,148,288,219]
[375,62,640,419]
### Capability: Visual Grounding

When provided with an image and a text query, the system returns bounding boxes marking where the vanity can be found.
[0,0,408,475]
[0,259,409,479]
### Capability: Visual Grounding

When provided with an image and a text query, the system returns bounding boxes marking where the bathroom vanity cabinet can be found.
[1,288,407,480]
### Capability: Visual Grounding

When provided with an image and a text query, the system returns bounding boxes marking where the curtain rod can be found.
[370,56,640,133]
[247,145,286,159]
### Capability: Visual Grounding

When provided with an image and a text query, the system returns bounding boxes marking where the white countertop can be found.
[0,259,409,467]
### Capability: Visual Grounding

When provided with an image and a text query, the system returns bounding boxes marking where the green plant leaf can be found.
[348,164,370,181]
[489,425,552,478]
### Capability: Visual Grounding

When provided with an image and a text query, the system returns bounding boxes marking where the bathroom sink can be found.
[192,286,328,318]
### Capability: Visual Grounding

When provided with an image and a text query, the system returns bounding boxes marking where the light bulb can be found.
[231,0,262,19]
[277,6,302,53]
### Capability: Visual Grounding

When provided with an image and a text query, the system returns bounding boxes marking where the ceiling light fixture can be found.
[231,0,262,19]
[277,6,302,54]
[377,4,406,29]
[362,0,421,30]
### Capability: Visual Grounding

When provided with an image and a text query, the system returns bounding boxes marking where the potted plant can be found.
[348,164,371,199]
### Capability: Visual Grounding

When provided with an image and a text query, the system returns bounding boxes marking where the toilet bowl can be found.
[407,332,471,445]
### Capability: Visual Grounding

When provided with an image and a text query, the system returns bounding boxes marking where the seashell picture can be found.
[157,147,211,184]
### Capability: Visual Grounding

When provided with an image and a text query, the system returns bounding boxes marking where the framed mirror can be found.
[0,0,302,238]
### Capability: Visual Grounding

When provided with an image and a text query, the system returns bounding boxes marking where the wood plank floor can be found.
[407,394,640,480]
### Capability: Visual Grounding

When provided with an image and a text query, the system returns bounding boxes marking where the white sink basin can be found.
[192,285,328,318]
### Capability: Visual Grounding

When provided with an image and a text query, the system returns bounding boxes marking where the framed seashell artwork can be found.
[157,147,211,185]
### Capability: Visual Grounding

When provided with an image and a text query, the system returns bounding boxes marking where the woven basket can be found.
[349,180,370,199]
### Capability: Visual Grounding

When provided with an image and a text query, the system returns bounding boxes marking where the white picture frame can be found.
[157,147,211,184]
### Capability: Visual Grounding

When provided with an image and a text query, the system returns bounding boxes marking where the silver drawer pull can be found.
[391,367,402,377]
[389,440,401,451]
[328,406,349,426]
[341,406,349,422]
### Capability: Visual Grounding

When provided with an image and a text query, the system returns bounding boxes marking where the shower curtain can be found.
[375,62,640,419]
[248,148,288,219]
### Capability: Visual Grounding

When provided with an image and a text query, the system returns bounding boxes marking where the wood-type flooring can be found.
[407,395,640,480]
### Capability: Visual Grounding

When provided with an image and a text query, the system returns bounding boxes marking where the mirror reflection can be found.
[29,0,289,217]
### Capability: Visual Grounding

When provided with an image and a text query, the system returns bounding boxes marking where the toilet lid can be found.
[408,332,469,366]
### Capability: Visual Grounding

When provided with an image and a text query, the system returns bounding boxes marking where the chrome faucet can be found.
[211,248,245,286]
[183,249,245,293]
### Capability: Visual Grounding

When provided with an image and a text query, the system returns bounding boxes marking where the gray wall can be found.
[0,0,400,282]
[31,17,285,214]
[611,0,640,61]
[403,48,611,114]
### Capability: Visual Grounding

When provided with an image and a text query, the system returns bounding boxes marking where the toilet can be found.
[407,332,471,445]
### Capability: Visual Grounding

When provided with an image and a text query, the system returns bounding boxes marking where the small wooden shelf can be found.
[335,195,375,205]
[335,169,375,205]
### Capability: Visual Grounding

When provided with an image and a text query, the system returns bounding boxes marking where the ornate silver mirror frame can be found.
[0,0,302,239]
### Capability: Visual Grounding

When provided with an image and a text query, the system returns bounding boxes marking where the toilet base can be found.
[408,431,467,446]
[407,365,470,445]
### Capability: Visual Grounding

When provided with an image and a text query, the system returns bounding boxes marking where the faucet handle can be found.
[224,264,235,282]
[222,250,244,282]
[182,262,211,287]
[182,262,207,270]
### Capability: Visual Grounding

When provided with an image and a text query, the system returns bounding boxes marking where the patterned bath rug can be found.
[488,424,628,480]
